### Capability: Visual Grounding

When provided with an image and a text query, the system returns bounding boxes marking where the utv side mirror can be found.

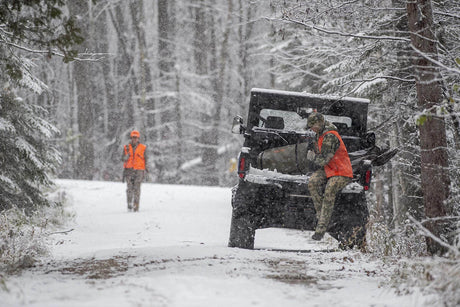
[232,115,246,134]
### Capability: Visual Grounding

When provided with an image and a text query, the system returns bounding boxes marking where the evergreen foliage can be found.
[0,89,60,211]
[0,0,83,211]
[0,0,83,84]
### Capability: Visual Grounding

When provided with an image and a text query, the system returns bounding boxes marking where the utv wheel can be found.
[228,184,256,249]
[228,211,256,249]
[328,193,369,249]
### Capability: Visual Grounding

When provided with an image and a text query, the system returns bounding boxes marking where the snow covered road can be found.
[1,180,429,306]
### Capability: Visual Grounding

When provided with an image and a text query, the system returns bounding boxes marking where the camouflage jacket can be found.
[312,121,340,167]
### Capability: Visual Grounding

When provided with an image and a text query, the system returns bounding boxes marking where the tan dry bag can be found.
[257,142,311,175]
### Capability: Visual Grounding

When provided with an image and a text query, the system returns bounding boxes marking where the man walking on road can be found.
[122,130,148,212]
[306,112,353,241]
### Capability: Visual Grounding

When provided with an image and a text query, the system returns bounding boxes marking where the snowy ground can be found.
[1,179,433,306]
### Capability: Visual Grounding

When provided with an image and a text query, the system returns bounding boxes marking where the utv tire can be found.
[328,193,369,249]
[228,184,256,249]
[228,211,256,249]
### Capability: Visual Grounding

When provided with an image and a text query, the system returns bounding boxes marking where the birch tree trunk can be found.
[406,0,451,255]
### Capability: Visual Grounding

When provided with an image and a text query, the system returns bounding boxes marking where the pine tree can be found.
[407,0,452,255]
[0,0,83,210]
[0,88,60,211]
[0,0,83,85]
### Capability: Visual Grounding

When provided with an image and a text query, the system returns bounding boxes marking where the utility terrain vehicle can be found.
[229,88,396,249]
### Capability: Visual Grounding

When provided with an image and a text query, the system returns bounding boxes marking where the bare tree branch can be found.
[343,75,416,94]
[46,228,75,236]
[1,40,105,62]
[409,43,460,75]
[408,215,459,256]
[268,17,412,43]
[434,10,460,19]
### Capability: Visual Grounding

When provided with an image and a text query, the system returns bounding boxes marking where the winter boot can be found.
[133,203,139,212]
[311,232,324,241]
[127,202,133,212]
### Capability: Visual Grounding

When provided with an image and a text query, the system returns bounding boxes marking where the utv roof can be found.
[248,88,370,135]
[251,88,370,105]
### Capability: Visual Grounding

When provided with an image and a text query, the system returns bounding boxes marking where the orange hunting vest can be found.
[318,130,353,178]
[123,143,146,170]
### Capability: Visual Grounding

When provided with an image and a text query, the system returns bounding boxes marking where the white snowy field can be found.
[0,179,434,307]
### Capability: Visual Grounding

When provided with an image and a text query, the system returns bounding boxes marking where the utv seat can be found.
[265,116,285,130]
[333,122,350,135]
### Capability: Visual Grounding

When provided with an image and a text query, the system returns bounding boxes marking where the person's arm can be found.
[144,147,149,172]
[122,145,130,162]
[311,134,340,167]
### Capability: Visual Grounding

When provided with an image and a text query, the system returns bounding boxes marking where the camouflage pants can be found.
[125,169,144,208]
[308,169,351,235]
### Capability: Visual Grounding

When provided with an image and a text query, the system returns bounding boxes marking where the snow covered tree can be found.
[0,88,60,211]
[0,0,84,210]
[15,1,270,186]
[407,0,453,255]
[0,0,83,86]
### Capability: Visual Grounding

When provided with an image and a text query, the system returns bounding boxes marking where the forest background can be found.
[0,0,459,257]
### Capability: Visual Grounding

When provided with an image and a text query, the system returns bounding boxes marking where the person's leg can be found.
[126,169,135,210]
[308,169,328,220]
[133,170,145,212]
[314,176,351,239]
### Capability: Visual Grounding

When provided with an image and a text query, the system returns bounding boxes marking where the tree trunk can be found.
[130,0,155,143]
[157,0,179,183]
[68,0,95,180]
[96,6,120,180]
[201,0,234,186]
[406,0,451,255]
[374,173,385,222]
[112,4,139,129]
[193,0,208,76]
[201,3,219,186]
[237,0,255,113]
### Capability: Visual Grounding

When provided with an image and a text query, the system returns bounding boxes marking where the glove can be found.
[307,150,316,161]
